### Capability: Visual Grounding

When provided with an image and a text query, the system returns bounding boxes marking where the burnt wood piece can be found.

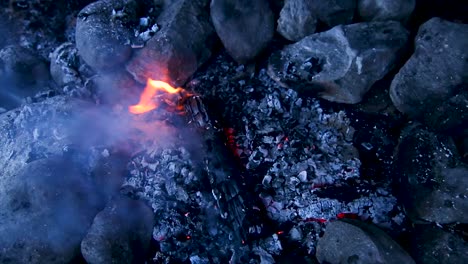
[185,95,257,242]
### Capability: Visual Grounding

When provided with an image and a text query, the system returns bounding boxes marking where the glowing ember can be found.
[129,79,184,114]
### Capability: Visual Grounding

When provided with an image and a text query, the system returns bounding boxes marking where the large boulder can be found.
[268,21,409,104]
[394,123,468,224]
[316,220,415,264]
[75,0,139,72]
[390,18,468,133]
[126,0,216,86]
[0,157,104,263]
[81,195,154,264]
[211,0,275,63]
[0,95,132,262]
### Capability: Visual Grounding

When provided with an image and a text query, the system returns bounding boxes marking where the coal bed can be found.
[0,0,467,264]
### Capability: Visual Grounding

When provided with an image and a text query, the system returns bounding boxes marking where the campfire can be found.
[0,0,467,264]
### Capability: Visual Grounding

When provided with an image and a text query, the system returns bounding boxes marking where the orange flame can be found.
[129,79,183,114]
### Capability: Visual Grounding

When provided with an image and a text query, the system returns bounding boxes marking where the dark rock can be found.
[316,220,415,264]
[268,21,409,104]
[390,18,468,133]
[210,0,274,63]
[126,0,216,86]
[358,0,415,22]
[277,0,316,42]
[81,195,154,264]
[395,123,468,224]
[0,157,104,264]
[312,0,357,27]
[0,45,50,109]
[411,225,468,264]
[76,0,139,72]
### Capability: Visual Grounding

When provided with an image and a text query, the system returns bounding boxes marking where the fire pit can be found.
[0,0,467,263]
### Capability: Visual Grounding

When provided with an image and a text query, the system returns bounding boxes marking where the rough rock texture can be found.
[394,123,468,224]
[126,0,216,86]
[0,157,104,264]
[268,21,409,104]
[312,0,357,27]
[277,0,316,41]
[390,18,468,133]
[358,0,416,22]
[81,195,154,264]
[50,42,86,88]
[76,0,139,71]
[411,225,468,264]
[210,0,274,63]
[316,220,415,264]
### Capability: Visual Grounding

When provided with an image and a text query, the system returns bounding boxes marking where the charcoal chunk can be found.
[75,0,139,71]
[49,42,84,88]
[268,21,409,104]
[210,0,274,63]
[395,123,468,224]
[358,0,415,22]
[0,157,104,264]
[126,0,216,86]
[411,225,468,264]
[81,195,154,264]
[390,18,468,133]
[316,220,415,264]
[277,0,317,42]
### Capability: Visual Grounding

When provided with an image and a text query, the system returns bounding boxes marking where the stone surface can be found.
[312,0,356,27]
[277,0,316,41]
[268,21,409,104]
[126,0,216,86]
[390,18,468,133]
[0,157,104,264]
[50,42,85,88]
[211,0,274,63]
[358,0,415,22]
[81,195,154,264]
[394,123,468,224]
[0,45,50,110]
[411,225,468,264]
[316,220,415,264]
[277,0,357,42]
[75,0,139,72]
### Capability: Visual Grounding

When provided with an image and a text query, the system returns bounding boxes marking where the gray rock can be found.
[411,225,468,264]
[211,0,274,63]
[277,0,357,42]
[390,18,468,132]
[277,0,317,42]
[76,0,139,72]
[0,157,104,264]
[395,123,468,224]
[126,0,216,86]
[316,220,415,264]
[81,195,154,264]
[358,0,415,22]
[0,45,50,109]
[312,0,356,27]
[50,42,84,88]
[268,21,409,104]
